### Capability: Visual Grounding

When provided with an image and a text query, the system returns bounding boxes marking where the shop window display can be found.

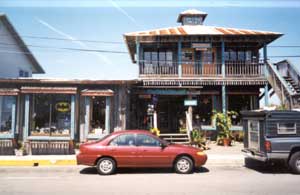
[30,94,72,136]
[89,96,106,135]
[0,96,16,135]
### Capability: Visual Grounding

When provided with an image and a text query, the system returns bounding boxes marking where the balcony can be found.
[139,60,265,78]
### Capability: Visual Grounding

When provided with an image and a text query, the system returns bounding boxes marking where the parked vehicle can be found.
[76,130,207,175]
[241,110,300,174]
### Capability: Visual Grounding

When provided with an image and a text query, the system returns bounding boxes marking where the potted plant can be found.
[212,111,237,146]
[190,129,208,149]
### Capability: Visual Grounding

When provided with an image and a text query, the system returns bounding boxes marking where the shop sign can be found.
[184,100,197,106]
[192,43,211,51]
[55,102,71,112]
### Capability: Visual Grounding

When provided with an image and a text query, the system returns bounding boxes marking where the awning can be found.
[0,88,19,96]
[21,87,77,94]
[81,89,114,97]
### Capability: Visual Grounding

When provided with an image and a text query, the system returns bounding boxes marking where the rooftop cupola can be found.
[177,9,207,26]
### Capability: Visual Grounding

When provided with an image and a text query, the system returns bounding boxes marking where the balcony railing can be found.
[139,60,265,77]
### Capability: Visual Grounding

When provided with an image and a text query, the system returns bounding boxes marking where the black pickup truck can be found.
[241,110,300,174]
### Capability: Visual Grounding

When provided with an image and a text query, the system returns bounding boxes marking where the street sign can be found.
[184,99,197,106]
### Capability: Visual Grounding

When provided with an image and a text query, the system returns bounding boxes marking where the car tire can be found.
[174,156,194,174]
[96,157,116,175]
[289,151,300,174]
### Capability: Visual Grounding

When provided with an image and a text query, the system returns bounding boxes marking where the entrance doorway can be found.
[156,96,186,133]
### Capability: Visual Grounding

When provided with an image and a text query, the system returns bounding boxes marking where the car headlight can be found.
[196,151,205,156]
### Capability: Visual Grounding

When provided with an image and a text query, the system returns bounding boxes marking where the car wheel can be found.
[96,157,116,175]
[174,156,194,174]
[289,151,300,174]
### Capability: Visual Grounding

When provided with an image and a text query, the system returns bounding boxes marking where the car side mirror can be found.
[160,142,167,149]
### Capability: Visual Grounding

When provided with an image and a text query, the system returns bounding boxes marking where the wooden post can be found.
[178,38,182,78]
[70,95,75,140]
[105,96,111,133]
[23,94,30,142]
[264,84,269,107]
[263,44,269,107]
[136,37,140,64]
[84,96,90,141]
[221,40,225,77]
[153,111,157,129]
[222,85,226,114]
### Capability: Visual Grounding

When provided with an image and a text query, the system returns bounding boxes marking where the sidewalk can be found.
[0,143,245,167]
[205,142,244,166]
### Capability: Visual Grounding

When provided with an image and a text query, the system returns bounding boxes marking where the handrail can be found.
[266,61,294,95]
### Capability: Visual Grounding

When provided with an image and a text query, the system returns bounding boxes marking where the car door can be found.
[106,133,137,167]
[136,134,172,167]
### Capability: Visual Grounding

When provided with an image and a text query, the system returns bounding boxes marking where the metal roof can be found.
[124,25,282,37]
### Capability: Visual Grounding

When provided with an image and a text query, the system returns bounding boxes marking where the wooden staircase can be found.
[266,60,300,109]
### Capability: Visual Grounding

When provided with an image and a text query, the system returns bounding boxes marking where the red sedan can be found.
[77,130,207,175]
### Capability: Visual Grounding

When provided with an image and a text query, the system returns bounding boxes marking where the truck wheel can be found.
[289,151,300,174]
[174,156,194,174]
[96,157,116,175]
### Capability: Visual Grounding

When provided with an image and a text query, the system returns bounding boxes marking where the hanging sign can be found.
[184,100,197,106]
[55,102,71,112]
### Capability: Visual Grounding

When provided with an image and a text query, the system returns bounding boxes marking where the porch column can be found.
[23,94,30,141]
[263,44,269,106]
[70,95,75,140]
[84,96,90,141]
[136,37,140,64]
[222,85,226,114]
[178,38,182,78]
[11,98,16,137]
[105,96,111,133]
[221,40,225,77]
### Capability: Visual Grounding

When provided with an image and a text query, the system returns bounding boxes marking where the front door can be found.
[202,48,217,75]
[136,134,172,167]
[181,48,195,76]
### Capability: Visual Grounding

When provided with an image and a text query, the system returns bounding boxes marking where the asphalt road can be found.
[0,165,298,195]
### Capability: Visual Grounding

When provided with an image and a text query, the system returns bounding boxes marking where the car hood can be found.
[167,143,202,151]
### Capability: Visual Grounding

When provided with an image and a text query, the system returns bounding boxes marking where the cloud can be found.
[108,0,143,28]
[36,17,112,64]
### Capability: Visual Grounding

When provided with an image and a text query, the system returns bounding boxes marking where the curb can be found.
[0,159,77,166]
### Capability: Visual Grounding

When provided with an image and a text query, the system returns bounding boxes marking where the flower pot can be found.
[223,138,231,147]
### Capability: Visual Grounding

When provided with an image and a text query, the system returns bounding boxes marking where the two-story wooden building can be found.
[124,9,282,134]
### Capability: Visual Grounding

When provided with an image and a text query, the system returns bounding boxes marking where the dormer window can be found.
[182,16,202,25]
[177,9,207,26]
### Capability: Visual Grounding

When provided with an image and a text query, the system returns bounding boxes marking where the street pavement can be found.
[0,164,298,195]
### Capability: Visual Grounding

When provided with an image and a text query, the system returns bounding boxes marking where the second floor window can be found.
[143,51,173,67]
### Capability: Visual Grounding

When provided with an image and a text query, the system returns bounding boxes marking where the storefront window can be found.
[0,96,16,135]
[89,96,106,135]
[30,94,72,136]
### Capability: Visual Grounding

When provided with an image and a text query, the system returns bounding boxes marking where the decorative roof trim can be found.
[81,89,114,97]
[21,87,77,94]
[0,88,19,96]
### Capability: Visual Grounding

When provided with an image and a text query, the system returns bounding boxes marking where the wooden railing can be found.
[225,60,264,77]
[139,60,265,77]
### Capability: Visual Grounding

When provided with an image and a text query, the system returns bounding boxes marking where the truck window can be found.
[277,122,297,135]
[248,120,260,150]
